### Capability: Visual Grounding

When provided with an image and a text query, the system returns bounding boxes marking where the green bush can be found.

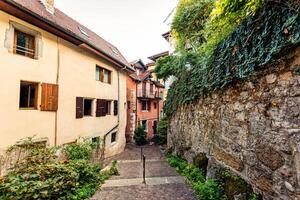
[167,154,225,200]
[63,140,95,160]
[134,126,148,146]
[0,138,116,200]
[156,116,168,145]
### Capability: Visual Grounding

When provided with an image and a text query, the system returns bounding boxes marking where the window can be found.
[14,30,35,59]
[127,101,131,110]
[105,101,111,115]
[83,99,93,116]
[111,132,117,143]
[141,120,147,132]
[96,66,111,84]
[19,81,38,109]
[141,100,148,111]
[150,83,154,93]
[154,102,157,109]
[114,100,118,116]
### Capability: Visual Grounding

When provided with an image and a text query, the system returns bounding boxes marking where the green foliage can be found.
[134,126,148,146]
[172,0,215,50]
[193,179,227,200]
[161,1,300,116]
[63,139,95,160]
[0,138,116,200]
[156,116,168,145]
[166,154,225,200]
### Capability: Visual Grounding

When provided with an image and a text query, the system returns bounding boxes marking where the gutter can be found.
[3,0,135,73]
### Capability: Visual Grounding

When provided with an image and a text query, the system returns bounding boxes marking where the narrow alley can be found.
[92,145,198,200]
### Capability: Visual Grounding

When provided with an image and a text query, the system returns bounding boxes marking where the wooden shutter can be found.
[114,100,118,116]
[96,99,106,117]
[76,97,84,118]
[41,83,59,111]
[148,101,151,111]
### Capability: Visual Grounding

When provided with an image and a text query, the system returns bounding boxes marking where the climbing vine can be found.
[158,0,300,116]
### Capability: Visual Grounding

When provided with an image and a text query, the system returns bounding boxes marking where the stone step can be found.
[102,176,186,188]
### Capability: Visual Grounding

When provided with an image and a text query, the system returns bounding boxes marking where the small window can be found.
[105,101,111,115]
[141,120,147,131]
[111,132,117,143]
[14,30,35,59]
[127,101,131,110]
[150,83,154,93]
[141,100,148,111]
[19,81,38,109]
[154,102,157,109]
[96,66,111,84]
[84,99,93,116]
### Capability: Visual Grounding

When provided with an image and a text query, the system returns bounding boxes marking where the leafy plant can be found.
[134,126,148,146]
[156,116,168,145]
[157,1,300,116]
[166,154,225,200]
[0,138,117,200]
[63,139,95,160]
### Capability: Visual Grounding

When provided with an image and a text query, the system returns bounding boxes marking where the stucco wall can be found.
[0,11,58,151]
[0,11,127,157]
[168,47,300,199]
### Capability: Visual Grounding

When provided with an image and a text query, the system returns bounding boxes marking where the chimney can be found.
[41,0,55,14]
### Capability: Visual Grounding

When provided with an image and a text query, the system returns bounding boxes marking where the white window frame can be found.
[5,21,43,59]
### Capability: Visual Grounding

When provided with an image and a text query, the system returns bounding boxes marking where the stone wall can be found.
[168,47,300,200]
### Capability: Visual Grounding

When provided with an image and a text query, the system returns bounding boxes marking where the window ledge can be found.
[19,108,38,110]
[111,141,117,146]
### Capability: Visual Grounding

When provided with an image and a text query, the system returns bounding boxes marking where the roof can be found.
[130,59,147,70]
[153,81,165,88]
[129,70,152,82]
[148,51,169,62]
[3,0,134,71]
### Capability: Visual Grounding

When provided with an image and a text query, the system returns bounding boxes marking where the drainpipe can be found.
[54,37,60,147]
[157,88,160,121]
[118,70,120,123]
[135,81,138,128]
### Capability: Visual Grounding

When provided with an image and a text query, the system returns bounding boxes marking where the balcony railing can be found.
[137,89,162,99]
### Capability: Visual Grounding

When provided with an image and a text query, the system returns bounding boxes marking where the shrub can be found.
[0,138,116,200]
[63,140,95,160]
[166,154,225,200]
[134,126,148,146]
[193,179,226,200]
[156,116,168,145]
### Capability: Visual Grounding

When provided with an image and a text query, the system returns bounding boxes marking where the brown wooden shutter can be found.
[114,100,118,116]
[41,83,59,111]
[96,99,107,117]
[148,101,151,111]
[76,97,84,118]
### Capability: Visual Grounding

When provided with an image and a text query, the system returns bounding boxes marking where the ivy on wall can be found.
[159,1,300,116]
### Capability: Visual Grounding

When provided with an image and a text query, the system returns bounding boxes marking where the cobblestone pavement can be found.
[92,144,198,200]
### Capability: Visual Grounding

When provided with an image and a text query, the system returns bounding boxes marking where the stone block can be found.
[256,145,285,171]
[213,147,244,172]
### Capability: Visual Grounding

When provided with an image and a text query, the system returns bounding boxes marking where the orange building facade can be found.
[126,60,164,142]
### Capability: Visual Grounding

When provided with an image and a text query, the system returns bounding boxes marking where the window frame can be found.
[105,100,112,115]
[14,29,36,59]
[19,81,39,110]
[141,120,148,132]
[154,102,157,109]
[96,66,112,84]
[83,98,93,117]
[141,100,148,111]
[111,132,117,144]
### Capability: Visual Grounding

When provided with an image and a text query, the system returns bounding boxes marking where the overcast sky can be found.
[55,0,178,63]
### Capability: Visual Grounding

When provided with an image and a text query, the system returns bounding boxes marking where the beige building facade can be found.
[0,0,132,157]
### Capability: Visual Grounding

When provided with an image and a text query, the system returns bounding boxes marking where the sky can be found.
[55,0,178,63]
